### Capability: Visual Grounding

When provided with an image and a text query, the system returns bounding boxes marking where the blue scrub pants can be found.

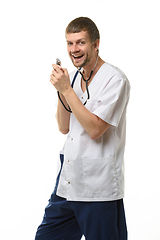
[35,192,127,240]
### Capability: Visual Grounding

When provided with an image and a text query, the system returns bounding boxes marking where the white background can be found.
[0,0,160,239]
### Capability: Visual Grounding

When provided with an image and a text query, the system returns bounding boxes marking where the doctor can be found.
[35,17,130,240]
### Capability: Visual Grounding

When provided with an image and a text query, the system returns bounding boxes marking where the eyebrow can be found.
[66,38,86,43]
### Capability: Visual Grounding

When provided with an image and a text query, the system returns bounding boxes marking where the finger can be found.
[52,64,64,73]
[50,74,56,83]
[63,68,69,75]
[52,69,59,78]
[52,64,60,73]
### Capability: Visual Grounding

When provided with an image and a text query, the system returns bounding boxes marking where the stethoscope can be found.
[57,49,99,113]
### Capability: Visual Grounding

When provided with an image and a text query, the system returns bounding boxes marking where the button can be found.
[68,160,70,162]
[81,97,83,99]
[71,138,73,140]
[68,182,70,184]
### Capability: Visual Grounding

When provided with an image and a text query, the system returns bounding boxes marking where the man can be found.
[35,17,130,240]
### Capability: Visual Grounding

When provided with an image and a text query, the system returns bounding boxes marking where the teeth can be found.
[72,54,83,58]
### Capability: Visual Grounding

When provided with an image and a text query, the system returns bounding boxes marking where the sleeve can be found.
[92,74,130,127]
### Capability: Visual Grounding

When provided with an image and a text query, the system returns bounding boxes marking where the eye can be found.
[67,42,73,46]
[79,41,85,45]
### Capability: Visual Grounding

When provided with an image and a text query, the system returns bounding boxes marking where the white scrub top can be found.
[57,62,130,201]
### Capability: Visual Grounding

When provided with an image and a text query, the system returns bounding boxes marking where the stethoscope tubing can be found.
[57,51,99,113]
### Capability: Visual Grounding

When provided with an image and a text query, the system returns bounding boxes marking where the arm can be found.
[63,87,110,139]
[50,64,110,139]
[56,93,70,134]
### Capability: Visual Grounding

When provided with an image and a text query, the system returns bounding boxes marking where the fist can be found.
[50,64,70,94]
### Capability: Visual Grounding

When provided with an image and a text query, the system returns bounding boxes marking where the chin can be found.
[72,58,89,69]
[73,62,84,68]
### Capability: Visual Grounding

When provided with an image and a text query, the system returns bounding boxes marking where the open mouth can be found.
[72,54,85,60]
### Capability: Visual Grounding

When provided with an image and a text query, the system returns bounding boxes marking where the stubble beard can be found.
[71,53,91,69]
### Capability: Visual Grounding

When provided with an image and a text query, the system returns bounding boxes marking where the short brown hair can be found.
[65,17,100,43]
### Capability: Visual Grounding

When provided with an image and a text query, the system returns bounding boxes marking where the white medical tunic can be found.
[57,62,130,201]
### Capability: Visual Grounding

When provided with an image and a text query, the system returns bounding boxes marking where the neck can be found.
[82,56,105,79]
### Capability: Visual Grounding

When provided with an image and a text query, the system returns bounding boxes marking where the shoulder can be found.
[102,62,130,89]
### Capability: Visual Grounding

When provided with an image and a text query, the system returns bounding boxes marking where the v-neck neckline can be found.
[79,62,106,94]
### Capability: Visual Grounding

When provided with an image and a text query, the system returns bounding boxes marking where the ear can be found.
[94,39,100,51]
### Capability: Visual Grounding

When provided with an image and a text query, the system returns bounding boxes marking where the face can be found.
[66,31,96,68]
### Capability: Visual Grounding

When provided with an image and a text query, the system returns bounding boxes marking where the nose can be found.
[71,44,80,53]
